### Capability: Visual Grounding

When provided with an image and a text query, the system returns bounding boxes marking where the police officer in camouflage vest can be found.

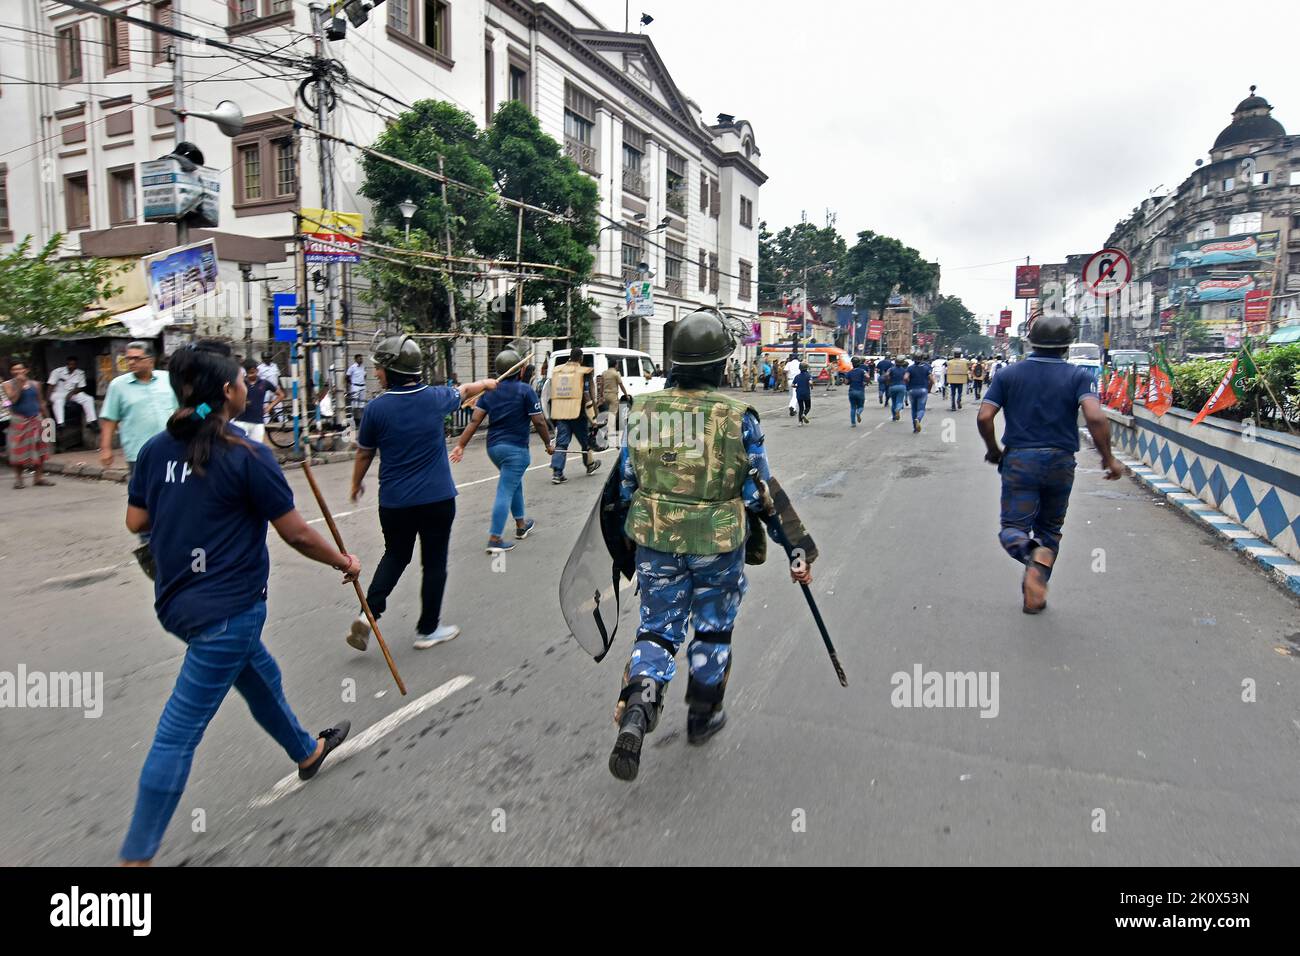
[608,308,793,782]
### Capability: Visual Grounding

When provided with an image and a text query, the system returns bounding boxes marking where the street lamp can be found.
[398,198,418,241]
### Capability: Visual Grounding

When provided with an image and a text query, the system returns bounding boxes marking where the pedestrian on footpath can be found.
[346,353,367,422]
[845,356,869,426]
[904,354,934,433]
[450,348,554,554]
[946,350,970,410]
[794,361,813,424]
[606,308,811,782]
[346,334,497,652]
[47,356,98,429]
[548,348,601,484]
[3,360,53,488]
[876,355,894,405]
[100,341,178,578]
[119,340,359,865]
[231,361,284,445]
[886,358,909,420]
[976,316,1124,614]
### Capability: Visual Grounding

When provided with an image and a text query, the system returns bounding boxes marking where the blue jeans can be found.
[487,442,530,538]
[888,384,906,416]
[878,378,889,403]
[848,389,865,423]
[909,388,928,424]
[121,601,315,861]
[949,382,964,408]
[551,417,592,474]
[998,448,1076,566]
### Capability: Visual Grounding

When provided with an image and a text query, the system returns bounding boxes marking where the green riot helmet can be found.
[852,355,864,367]
[495,348,523,377]
[1026,314,1076,348]
[671,307,738,366]
[372,334,424,375]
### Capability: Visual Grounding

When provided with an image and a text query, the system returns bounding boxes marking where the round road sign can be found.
[1083,248,1132,296]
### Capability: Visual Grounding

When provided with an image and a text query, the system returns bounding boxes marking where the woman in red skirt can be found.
[3,360,54,488]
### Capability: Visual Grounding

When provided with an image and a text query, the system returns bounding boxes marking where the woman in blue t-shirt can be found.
[793,362,813,424]
[120,341,361,865]
[450,348,555,554]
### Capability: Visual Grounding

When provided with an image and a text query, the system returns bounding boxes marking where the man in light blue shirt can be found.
[99,341,178,579]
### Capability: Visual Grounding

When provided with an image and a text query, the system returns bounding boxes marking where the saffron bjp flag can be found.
[1189,347,1260,426]
[1146,345,1174,416]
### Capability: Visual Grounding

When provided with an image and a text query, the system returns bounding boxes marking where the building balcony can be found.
[665,191,686,217]
[664,276,683,297]
[564,137,599,177]
[621,265,642,285]
[622,166,649,199]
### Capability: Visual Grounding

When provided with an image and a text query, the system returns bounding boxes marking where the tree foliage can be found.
[839,230,938,326]
[759,221,846,304]
[0,235,127,353]
[922,294,978,350]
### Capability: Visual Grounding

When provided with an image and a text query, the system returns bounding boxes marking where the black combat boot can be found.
[686,704,728,744]
[609,676,663,782]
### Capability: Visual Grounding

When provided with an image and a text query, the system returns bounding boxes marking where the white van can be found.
[539,347,665,422]
[1067,342,1103,385]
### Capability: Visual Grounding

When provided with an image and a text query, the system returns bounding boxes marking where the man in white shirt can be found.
[257,352,281,388]
[47,356,97,426]
[785,353,802,417]
[346,353,367,418]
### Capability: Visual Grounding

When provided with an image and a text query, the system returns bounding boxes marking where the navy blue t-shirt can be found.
[357,383,462,508]
[982,355,1098,452]
[887,365,908,387]
[475,379,542,449]
[846,367,868,391]
[128,425,295,636]
[875,359,894,380]
[793,372,812,398]
[905,363,932,389]
[236,379,275,424]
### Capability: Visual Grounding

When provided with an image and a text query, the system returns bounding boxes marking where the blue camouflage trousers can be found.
[998,447,1076,566]
[627,545,747,705]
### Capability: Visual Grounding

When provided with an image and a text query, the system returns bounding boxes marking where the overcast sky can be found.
[584,0,1294,325]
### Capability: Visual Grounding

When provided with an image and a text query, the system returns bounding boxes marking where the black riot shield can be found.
[559,467,635,662]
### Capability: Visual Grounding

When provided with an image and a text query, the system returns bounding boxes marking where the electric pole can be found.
[172,0,187,247]
[309,3,343,425]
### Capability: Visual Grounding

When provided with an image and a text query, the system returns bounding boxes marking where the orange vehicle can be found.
[759,343,852,385]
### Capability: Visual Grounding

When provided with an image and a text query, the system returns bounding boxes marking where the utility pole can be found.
[309,3,343,424]
[172,0,188,247]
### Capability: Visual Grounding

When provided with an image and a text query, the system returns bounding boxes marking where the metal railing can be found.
[664,276,683,297]
[622,166,648,199]
[564,136,599,176]
[665,191,686,216]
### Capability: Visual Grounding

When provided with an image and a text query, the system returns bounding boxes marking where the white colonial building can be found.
[2,0,763,376]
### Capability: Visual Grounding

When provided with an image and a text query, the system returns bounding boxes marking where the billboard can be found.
[867,319,883,341]
[1015,265,1041,299]
[999,309,1013,329]
[625,279,654,317]
[141,156,219,227]
[1170,273,1265,303]
[1170,231,1279,269]
[1245,289,1270,328]
[301,207,364,264]
[143,239,219,317]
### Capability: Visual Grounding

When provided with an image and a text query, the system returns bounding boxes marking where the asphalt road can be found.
[3,383,1299,866]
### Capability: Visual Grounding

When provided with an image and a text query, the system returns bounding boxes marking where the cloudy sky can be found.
[584,0,1294,325]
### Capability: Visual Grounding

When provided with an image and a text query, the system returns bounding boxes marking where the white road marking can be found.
[40,563,131,585]
[248,675,475,808]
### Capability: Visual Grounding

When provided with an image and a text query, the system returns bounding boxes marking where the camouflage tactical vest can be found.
[624,388,751,554]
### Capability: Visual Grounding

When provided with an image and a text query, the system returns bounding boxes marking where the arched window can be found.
[743,138,753,158]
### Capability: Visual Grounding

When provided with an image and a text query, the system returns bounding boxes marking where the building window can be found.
[104,15,129,72]
[234,0,259,23]
[274,139,296,197]
[710,178,721,219]
[508,56,528,106]
[739,259,752,300]
[709,252,719,293]
[739,196,753,229]
[56,24,82,82]
[388,0,453,66]
[622,124,647,198]
[1223,177,1234,191]
[563,83,598,175]
[1229,211,1262,235]
[0,165,10,235]
[109,166,136,225]
[665,238,683,293]
[153,2,172,64]
[1193,221,1215,241]
[699,170,708,212]
[1291,171,1300,187]
[621,227,644,279]
[233,113,298,215]
[484,42,493,124]
[64,172,90,230]
[240,145,262,200]
[1253,171,1270,186]
[665,151,686,216]
[698,247,707,291]
[1199,184,1208,198]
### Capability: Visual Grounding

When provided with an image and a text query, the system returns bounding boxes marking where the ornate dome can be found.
[1213,86,1286,150]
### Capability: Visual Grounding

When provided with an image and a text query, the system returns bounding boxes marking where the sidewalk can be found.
[37,445,358,482]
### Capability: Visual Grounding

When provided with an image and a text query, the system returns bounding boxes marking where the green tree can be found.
[0,235,126,352]
[761,221,846,305]
[840,230,938,333]
[475,100,599,338]
[923,294,978,350]
[1170,310,1209,358]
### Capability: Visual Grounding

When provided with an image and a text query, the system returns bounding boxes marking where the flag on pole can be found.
[1189,346,1260,427]
[1119,366,1136,414]
[1146,345,1174,416]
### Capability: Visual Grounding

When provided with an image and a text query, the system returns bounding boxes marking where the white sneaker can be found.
[413,624,460,649]
[346,614,370,651]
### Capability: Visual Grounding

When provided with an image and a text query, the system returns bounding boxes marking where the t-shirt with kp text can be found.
[128,425,295,636]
